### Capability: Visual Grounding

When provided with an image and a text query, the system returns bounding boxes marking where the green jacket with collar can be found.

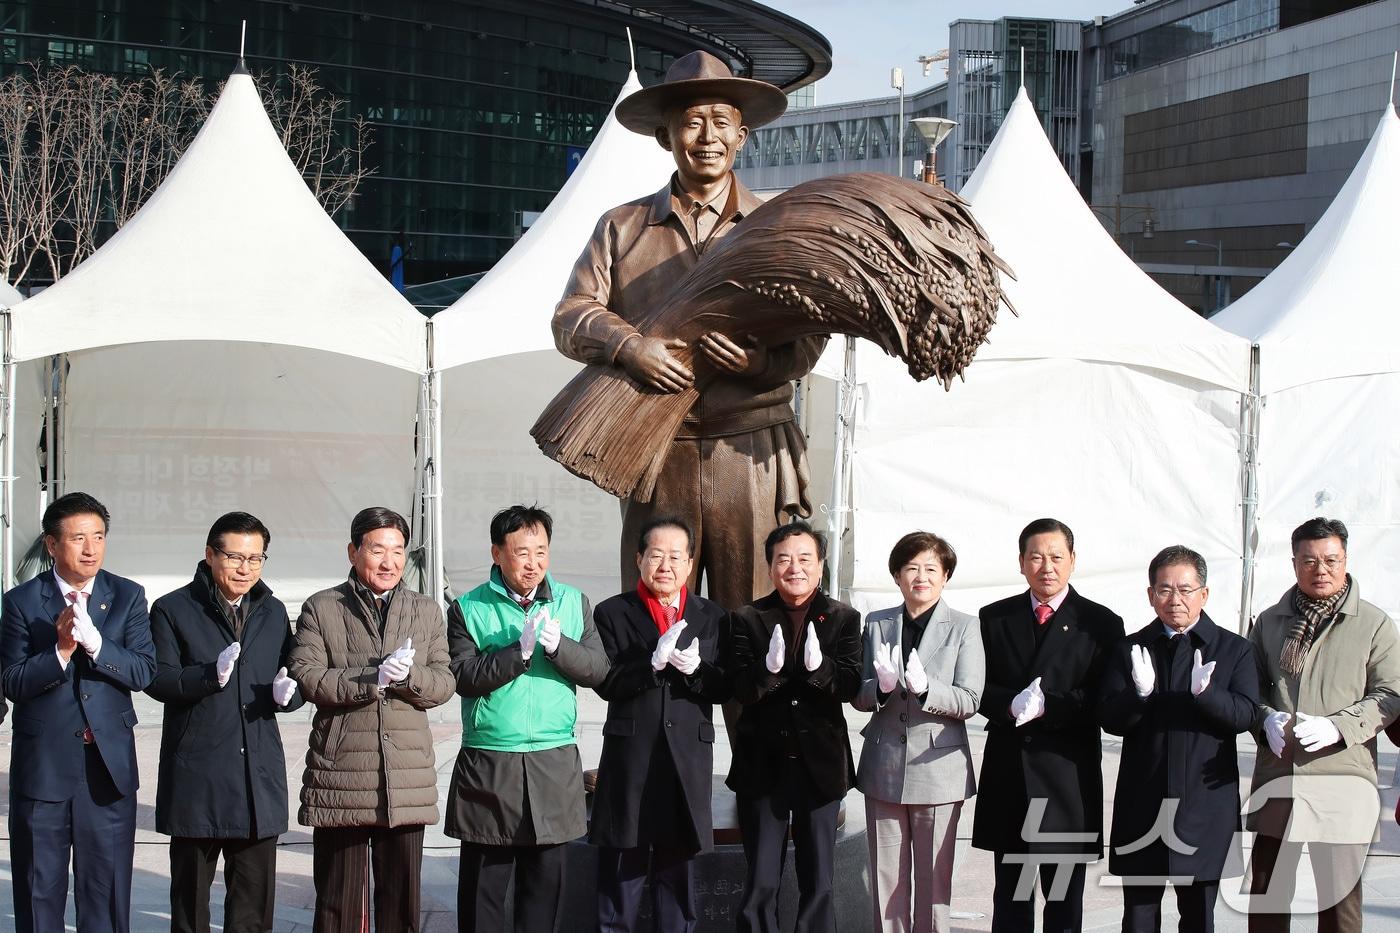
[454,569,585,752]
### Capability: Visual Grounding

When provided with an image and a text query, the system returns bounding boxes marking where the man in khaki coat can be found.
[288,507,454,933]
[1246,517,1400,932]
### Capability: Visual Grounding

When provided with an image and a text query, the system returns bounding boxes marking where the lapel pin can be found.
[1062,624,1068,631]
[100,604,107,611]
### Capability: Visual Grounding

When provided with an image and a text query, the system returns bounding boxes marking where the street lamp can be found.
[911,117,956,185]
[1185,238,1226,312]
[891,66,905,177]
[1088,197,1155,241]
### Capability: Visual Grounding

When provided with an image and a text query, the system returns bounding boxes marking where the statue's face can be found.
[658,100,747,188]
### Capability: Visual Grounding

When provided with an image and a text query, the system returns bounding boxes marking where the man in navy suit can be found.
[973,517,1124,933]
[1,492,156,933]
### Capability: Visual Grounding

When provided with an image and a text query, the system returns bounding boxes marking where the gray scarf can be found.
[1281,577,1351,676]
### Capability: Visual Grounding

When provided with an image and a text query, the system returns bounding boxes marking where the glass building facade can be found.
[0,0,828,288]
[1102,0,1281,79]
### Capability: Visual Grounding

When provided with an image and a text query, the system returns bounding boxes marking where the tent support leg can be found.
[1239,344,1261,631]
[2,312,15,591]
[826,337,857,602]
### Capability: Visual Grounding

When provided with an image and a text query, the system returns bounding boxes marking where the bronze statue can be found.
[549,51,824,610]
[542,52,1011,610]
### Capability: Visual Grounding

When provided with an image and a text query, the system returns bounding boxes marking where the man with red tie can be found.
[1,492,156,933]
[972,518,1124,933]
[590,517,729,932]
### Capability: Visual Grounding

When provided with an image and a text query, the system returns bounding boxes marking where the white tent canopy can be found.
[1213,106,1400,395]
[9,67,425,371]
[2,66,425,601]
[0,280,21,308]
[1213,105,1400,620]
[845,87,1253,629]
[429,71,675,602]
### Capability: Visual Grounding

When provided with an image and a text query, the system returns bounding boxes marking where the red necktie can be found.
[1034,603,1053,626]
[663,604,678,633]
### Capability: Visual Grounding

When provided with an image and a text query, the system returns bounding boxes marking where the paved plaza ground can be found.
[4,689,1400,931]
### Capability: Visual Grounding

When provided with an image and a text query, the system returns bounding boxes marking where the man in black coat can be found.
[974,517,1125,933]
[590,517,729,933]
[728,521,861,933]
[1100,545,1257,933]
[147,511,304,933]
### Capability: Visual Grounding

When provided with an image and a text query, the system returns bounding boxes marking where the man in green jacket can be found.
[446,504,610,933]
[1245,517,1400,932]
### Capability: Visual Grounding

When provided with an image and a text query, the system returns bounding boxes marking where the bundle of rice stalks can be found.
[532,172,1013,501]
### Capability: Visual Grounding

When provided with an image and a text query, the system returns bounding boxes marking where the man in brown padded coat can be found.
[552,50,828,612]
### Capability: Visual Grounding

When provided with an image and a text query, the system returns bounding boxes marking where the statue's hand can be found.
[698,332,768,377]
[618,335,693,393]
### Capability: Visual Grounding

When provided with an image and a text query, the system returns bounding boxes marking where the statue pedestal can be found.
[561,777,871,932]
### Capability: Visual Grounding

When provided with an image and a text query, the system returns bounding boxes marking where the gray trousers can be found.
[866,797,963,933]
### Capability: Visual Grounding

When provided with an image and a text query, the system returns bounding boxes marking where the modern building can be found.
[739,0,1398,316]
[739,15,1087,193]
[1086,0,1398,312]
[0,0,829,289]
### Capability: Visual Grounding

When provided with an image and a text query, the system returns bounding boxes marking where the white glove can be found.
[871,641,899,694]
[1130,644,1155,698]
[538,615,561,655]
[1012,676,1045,727]
[764,625,786,674]
[1263,710,1291,758]
[803,622,823,672]
[272,666,298,707]
[216,642,242,688]
[1190,649,1216,697]
[1294,712,1342,753]
[670,639,701,676]
[70,606,103,659]
[651,621,687,671]
[519,612,538,661]
[378,637,415,688]
[904,649,929,697]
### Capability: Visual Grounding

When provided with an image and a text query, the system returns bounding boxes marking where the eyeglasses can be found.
[1151,585,1204,600]
[212,547,266,569]
[1295,556,1344,572]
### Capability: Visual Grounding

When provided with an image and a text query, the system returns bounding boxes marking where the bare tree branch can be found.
[0,62,373,289]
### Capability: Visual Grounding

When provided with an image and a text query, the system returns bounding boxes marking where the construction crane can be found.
[917,49,949,78]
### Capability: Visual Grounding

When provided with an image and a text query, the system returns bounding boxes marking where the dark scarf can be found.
[1282,577,1351,676]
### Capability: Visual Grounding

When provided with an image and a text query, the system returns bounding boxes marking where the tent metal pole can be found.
[826,336,857,602]
[1239,343,1261,631]
[426,322,446,604]
[55,353,66,499]
[2,311,15,591]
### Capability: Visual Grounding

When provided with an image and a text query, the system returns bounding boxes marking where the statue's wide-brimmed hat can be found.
[616,50,788,135]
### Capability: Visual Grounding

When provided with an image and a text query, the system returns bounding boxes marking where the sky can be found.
[759,0,1128,105]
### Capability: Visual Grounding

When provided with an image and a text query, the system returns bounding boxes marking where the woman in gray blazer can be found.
[854,531,985,933]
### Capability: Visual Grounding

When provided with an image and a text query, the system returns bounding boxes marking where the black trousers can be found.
[311,824,424,933]
[1247,834,1365,933]
[169,835,277,933]
[1122,880,1219,933]
[597,845,696,933]
[457,841,567,933]
[735,764,841,933]
[990,850,1088,933]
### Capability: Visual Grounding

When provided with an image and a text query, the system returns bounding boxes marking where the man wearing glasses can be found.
[1245,517,1400,932]
[147,511,303,932]
[1099,545,1258,932]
